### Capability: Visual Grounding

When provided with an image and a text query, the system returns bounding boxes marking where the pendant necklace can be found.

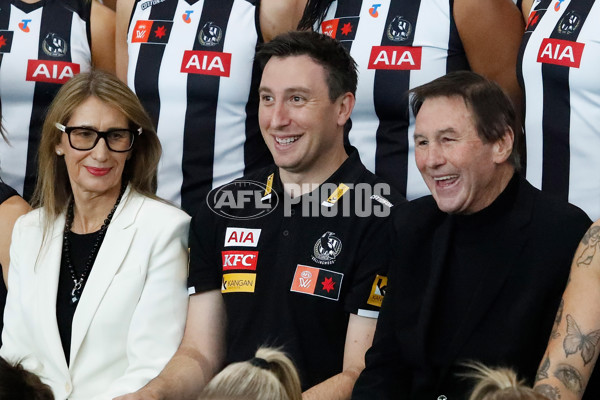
[62,186,125,304]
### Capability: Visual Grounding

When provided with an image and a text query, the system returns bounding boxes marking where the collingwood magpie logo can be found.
[199,22,222,46]
[42,33,67,57]
[387,15,412,42]
[558,10,581,35]
[312,232,342,265]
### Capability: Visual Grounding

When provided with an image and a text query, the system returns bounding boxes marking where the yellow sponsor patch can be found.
[367,274,388,307]
[264,173,274,197]
[326,183,350,205]
[222,273,256,293]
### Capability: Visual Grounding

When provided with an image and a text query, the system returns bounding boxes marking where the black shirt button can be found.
[283,230,289,236]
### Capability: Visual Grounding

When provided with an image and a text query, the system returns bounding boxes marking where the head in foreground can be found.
[0,356,54,400]
[199,347,302,400]
[464,362,549,400]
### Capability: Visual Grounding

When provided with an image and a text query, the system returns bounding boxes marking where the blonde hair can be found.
[31,69,160,225]
[464,362,548,400]
[199,348,302,400]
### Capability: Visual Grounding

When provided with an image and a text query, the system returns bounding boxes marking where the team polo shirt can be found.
[187,148,405,389]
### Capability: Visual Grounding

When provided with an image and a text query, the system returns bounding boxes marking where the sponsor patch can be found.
[537,38,584,68]
[26,60,80,84]
[525,10,544,32]
[222,250,258,271]
[131,20,173,44]
[222,273,256,293]
[182,10,193,23]
[367,274,388,307]
[0,30,14,53]
[180,50,232,77]
[140,0,166,10]
[369,4,381,18]
[18,19,31,33]
[312,231,342,265]
[322,183,349,207]
[321,17,359,41]
[224,227,261,247]
[368,46,422,70]
[42,33,67,57]
[290,265,343,301]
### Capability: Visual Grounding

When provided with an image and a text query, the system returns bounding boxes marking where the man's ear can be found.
[493,127,515,164]
[336,92,355,127]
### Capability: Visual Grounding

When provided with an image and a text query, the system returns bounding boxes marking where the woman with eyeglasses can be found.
[0,70,190,400]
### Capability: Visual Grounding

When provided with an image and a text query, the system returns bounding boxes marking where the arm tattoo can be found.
[536,356,551,382]
[563,314,600,365]
[535,384,562,400]
[554,363,584,394]
[551,299,564,340]
[577,226,600,267]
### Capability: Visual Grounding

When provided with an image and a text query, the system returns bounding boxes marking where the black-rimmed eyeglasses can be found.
[55,123,142,153]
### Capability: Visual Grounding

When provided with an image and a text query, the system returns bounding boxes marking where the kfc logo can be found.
[222,251,259,271]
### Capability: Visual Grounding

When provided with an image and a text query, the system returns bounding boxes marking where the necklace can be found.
[62,185,125,305]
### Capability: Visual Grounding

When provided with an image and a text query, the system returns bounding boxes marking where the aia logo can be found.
[182,10,193,24]
[368,46,422,70]
[181,50,232,77]
[19,19,31,32]
[26,60,80,84]
[537,38,584,68]
[369,4,381,18]
[224,227,261,248]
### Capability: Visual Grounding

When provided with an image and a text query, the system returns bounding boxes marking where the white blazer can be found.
[0,187,190,400]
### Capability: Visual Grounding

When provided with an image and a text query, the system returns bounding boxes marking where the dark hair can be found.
[255,31,357,101]
[410,71,520,170]
[0,357,54,399]
[297,0,335,30]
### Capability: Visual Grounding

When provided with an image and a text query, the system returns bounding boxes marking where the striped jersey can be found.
[127,0,271,216]
[0,0,92,200]
[317,0,469,200]
[518,0,600,219]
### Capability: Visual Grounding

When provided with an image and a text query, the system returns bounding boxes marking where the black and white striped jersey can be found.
[317,0,469,200]
[0,0,92,200]
[518,0,600,219]
[127,0,271,216]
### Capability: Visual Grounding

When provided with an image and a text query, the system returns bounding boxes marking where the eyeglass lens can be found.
[68,128,134,152]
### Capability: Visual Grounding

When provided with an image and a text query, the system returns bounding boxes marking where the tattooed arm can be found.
[534,222,600,400]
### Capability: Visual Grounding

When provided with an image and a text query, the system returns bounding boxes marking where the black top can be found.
[353,174,594,399]
[187,147,406,389]
[0,182,19,347]
[56,230,100,364]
